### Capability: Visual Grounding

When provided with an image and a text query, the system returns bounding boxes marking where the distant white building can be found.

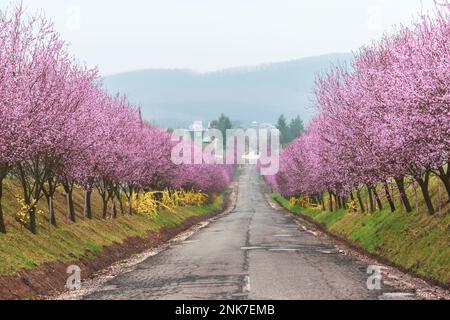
[259,122,276,130]
[188,121,213,143]
[188,120,204,132]
[251,121,276,130]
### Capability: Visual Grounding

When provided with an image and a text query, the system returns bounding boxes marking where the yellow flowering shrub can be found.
[289,197,298,207]
[131,189,208,217]
[310,203,323,211]
[132,192,159,217]
[289,196,313,209]
[15,195,44,227]
[298,196,312,208]
[347,200,359,213]
[180,190,208,206]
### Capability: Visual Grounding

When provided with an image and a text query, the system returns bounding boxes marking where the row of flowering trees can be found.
[0,5,233,234]
[266,6,450,215]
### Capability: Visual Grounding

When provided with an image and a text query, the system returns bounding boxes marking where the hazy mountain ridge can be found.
[103,53,353,128]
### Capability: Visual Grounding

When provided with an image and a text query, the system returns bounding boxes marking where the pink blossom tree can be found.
[267,5,449,215]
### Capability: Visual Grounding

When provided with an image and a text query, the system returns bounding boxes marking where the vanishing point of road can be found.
[83,166,411,300]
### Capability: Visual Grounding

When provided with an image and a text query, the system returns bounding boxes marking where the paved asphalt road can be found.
[84,166,407,300]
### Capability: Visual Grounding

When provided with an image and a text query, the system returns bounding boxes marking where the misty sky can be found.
[0,0,439,76]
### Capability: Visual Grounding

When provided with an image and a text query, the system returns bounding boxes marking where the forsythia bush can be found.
[176,190,208,206]
[310,203,323,211]
[132,189,208,217]
[289,196,313,209]
[133,192,163,217]
[14,195,44,227]
[289,197,297,207]
[347,200,359,213]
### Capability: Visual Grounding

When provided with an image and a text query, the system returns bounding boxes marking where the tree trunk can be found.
[356,189,365,213]
[42,178,57,227]
[101,196,108,219]
[367,185,375,213]
[336,195,342,209]
[111,200,117,219]
[373,187,383,211]
[321,194,325,211]
[394,177,412,213]
[128,187,134,215]
[63,182,76,222]
[341,197,347,210]
[383,182,396,212]
[328,190,333,212]
[349,192,357,212]
[65,192,76,222]
[0,179,6,234]
[415,173,435,215]
[29,206,37,235]
[48,195,57,227]
[436,166,450,202]
[117,194,124,215]
[84,190,92,219]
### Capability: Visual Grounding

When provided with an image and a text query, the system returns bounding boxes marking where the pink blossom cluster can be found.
[266,7,450,215]
[0,5,233,234]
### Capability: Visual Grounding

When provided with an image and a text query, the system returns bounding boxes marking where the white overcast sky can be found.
[0,0,439,76]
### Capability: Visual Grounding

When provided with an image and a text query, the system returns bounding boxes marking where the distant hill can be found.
[103,53,353,128]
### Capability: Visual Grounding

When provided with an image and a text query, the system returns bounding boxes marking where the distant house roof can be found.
[188,121,204,131]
